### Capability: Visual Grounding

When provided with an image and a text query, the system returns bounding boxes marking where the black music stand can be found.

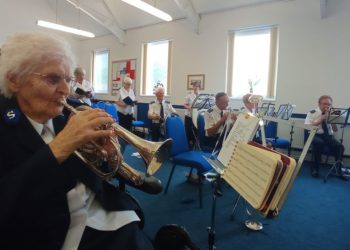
[257,102,275,117]
[276,104,294,120]
[192,94,215,110]
[324,107,350,182]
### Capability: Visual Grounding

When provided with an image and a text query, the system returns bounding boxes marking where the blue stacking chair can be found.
[132,120,146,134]
[263,121,290,154]
[304,129,330,165]
[164,115,212,208]
[105,103,119,123]
[196,111,215,152]
[96,101,106,110]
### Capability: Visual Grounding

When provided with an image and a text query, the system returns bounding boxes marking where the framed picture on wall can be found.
[111,59,136,96]
[187,74,205,90]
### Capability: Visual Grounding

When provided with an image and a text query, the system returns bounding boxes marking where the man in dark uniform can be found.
[305,95,345,178]
[204,92,236,150]
[148,86,177,141]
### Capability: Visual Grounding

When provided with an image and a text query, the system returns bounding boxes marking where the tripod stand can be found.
[323,107,350,182]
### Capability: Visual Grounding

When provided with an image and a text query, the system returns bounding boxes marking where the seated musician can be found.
[204,92,237,150]
[148,86,177,141]
[305,95,345,178]
[0,32,153,249]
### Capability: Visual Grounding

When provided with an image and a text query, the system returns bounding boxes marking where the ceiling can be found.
[45,0,326,43]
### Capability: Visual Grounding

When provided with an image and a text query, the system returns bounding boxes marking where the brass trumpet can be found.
[61,99,172,194]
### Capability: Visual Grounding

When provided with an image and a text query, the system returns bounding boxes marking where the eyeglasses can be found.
[33,72,74,85]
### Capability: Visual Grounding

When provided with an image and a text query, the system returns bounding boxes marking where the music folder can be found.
[206,113,297,218]
[122,96,135,106]
[75,87,91,97]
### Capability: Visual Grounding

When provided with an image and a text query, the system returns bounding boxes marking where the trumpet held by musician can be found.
[0,32,155,250]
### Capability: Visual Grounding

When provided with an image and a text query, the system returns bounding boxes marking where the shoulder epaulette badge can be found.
[150,101,155,104]
[310,109,316,113]
[165,101,170,104]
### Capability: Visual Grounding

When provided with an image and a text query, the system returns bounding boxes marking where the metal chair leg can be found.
[164,164,176,194]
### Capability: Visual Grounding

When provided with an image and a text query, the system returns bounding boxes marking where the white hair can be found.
[123,77,132,85]
[155,86,165,94]
[74,66,86,76]
[0,32,75,98]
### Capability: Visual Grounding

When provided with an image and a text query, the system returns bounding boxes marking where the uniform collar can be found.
[26,116,55,136]
[213,105,222,113]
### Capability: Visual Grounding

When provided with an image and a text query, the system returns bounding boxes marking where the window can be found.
[93,49,109,94]
[227,26,278,100]
[141,40,172,95]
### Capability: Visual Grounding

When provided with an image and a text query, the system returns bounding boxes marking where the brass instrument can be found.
[61,99,172,194]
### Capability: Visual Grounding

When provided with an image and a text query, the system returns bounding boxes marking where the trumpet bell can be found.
[146,139,172,175]
[112,123,172,176]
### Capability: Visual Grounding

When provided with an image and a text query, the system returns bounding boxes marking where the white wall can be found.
[78,0,350,114]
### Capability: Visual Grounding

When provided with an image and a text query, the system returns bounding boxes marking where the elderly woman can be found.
[69,66,94,106]
[115,77,136,131]
[0,32,153,250]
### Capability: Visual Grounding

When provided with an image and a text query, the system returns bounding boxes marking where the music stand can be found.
[276,104,294,120]
[191,93,215,110]
[257,102,275,117]
[324,107,350,182]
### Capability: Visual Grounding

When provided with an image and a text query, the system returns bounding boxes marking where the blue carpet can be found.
[121,145,350,250]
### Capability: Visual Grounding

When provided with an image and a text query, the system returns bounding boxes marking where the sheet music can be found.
[217,113,260,167]
[223,143,280,209]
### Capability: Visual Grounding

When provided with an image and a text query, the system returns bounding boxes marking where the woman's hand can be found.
[49,108,114,163]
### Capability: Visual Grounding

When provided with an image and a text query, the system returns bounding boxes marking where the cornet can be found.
[61,99,172,194]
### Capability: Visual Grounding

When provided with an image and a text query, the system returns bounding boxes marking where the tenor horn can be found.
[61,99,172,194]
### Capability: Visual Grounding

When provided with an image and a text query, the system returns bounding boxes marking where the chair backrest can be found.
[165,116,189,156]
[96,101,106,110]
[264,121,277,138]
[105,103,119,122]
[197,111,206,147]
[136,103,152,131]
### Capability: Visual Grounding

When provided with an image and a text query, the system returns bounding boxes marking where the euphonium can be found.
[61,99,172,194]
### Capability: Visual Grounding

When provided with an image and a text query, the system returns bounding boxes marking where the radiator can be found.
[276,118,305,149]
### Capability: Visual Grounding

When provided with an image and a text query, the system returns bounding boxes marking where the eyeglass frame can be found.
[32,72,74,86]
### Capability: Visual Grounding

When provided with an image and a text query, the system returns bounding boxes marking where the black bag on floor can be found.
[154,224,200,250]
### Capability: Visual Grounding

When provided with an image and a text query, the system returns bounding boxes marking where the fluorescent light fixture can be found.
[122,0,172,22]
[37,20,95,38]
